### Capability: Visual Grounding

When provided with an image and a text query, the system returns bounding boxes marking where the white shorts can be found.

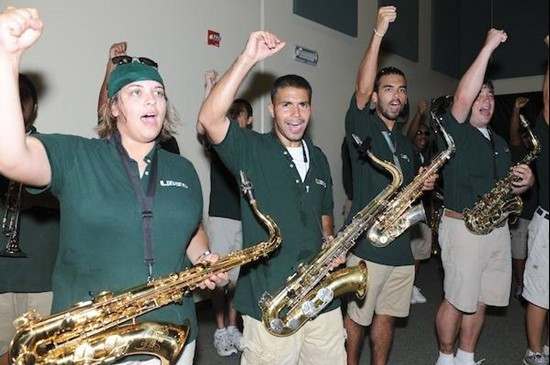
[0,292,53,354]
[523,208,549,309]
[509,217,530,260]
[206,216,243,283]
[410,222,432,261]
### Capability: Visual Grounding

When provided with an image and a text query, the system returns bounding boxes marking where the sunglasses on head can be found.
[416,130,430,136]
[111,55,158,69]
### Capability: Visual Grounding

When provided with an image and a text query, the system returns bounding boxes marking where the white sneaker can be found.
[214,328,237,356]
[411,285,427,304]
[227,326,245,351]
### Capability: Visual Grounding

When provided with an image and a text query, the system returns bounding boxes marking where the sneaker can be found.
[227,326,245,351]
[214,328,237,356]
[513,283,524,300]
[523,352,549,365]
[411,285,427,304]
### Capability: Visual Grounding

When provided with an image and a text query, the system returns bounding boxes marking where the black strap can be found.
[381,131,402,172]
[114,134,159,280]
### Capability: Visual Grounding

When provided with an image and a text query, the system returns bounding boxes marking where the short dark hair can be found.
[228,98,253,119]
[481,79,495,94]
[19,73,38,106]
[270,74,312,102]
[374,66,406,92]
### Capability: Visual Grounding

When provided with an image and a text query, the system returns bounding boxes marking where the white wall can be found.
[9,0,544,229]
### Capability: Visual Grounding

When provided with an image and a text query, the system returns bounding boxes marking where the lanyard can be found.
[114,135,159,280]
[381,131,402,172]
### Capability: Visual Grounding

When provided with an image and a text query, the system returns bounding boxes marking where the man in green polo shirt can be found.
[434,29,534,365]
[521,35,549,365]
[342,6,437,365]
[198,31,346,365]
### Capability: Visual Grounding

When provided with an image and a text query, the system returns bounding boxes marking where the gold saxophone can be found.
[259,137,402,336]
[464,115,540,235]
[9,171,282,365]
[367,105,456,247]
[1,180,27,258]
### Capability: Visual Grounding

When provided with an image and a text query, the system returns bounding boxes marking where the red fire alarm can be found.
[208,30,221,47]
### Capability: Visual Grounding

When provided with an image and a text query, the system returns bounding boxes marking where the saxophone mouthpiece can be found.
[519,114,529,129]
[352,134,372,158]
[240,170,255,202]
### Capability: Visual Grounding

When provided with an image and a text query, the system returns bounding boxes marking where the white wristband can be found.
[373,28,385,37]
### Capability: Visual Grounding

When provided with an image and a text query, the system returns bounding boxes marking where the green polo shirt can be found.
[213,120,335,320]
[533,113,549,211]
[345,94,417,266]
[439,111,512,213]
[32,133,202,342]
[0,187,59,293]
[208,150,241,220]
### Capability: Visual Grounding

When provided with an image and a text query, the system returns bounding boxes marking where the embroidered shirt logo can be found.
[315,178,327,188]
[160,180,188,189]
[400,154,410,163]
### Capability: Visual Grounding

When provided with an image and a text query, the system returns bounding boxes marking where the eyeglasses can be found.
[111,55,158,69]
[416,130,430,136]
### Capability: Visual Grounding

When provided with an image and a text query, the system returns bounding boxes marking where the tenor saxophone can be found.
[367,109,455,247]
[464,115,540,235]
[9,171,282,365]
[260,137,402,336]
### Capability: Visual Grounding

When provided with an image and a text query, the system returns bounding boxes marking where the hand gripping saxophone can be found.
[8,171,282,365]
[367,106,456,247]
[259,137,402,336]
[464,115,541,235]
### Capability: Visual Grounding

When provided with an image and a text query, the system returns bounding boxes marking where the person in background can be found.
[522,35,549,365]
[198,70,253,357]
[0,7,226,364]
[0,73,59,365]
[508,96,538,301]
[406,99,432,305]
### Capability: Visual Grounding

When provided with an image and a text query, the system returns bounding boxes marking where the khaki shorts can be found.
[410,222,432,261]
[523,209,549,309]
[0,292,53,354]
[241,308,346,365]
[346,254,414,327]
[206,216,243,283]
[439,214,511,313]
[509,217,530,260]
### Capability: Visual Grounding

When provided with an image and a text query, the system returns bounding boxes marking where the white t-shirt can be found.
[286,141,310,182]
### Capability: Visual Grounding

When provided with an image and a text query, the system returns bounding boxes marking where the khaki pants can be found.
[0,292,53,354]
[241,308,346,365]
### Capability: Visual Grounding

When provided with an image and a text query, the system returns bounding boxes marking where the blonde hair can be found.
[97,93,179,140]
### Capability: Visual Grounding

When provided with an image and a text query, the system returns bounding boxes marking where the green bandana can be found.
[108,62,164,98]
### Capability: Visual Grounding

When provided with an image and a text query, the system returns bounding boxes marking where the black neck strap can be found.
[113,134,159,280]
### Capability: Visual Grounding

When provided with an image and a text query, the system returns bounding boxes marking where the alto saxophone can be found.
[1,180,27,257]
[464,115,540,235]
[260,137,402,336]
[367,108,456,247]
[9,171,282,365]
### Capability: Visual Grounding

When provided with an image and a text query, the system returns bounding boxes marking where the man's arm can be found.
[196,69,218,136]
[97,42,126,117]
[355,6,397,110]
[406,99,428,140]
[0,7,51,187]
[509,97,529,147]
[198,31,285,145]
[452,29,507,123]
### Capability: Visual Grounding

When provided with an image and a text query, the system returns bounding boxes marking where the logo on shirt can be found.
[160,180,189,189]
[315,178,327,188]
[400,154,410,163]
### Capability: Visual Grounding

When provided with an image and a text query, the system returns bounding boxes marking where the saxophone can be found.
[367,105,456,247]
[9,171,282,365]
[260,136,402,336]
[464,115,540,235]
